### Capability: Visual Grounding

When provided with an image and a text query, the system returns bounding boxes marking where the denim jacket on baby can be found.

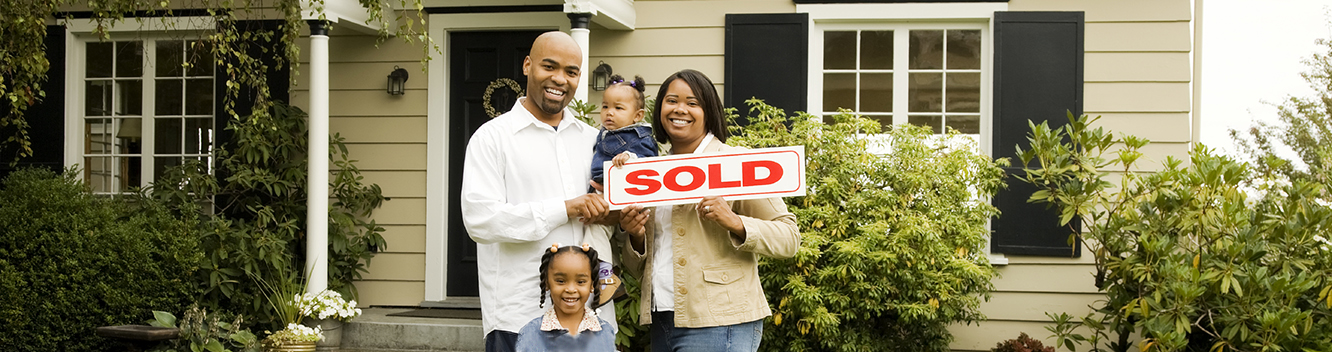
[590,123,657,186]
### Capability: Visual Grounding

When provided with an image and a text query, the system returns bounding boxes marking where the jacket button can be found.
[677,257,686,266]
[722,273,729,281]
[679,287,688,295]
[675,228,685,237]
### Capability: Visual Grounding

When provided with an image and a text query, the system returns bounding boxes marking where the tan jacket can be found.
[621,139,800,328]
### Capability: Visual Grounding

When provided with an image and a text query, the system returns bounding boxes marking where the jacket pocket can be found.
[701,264,747,316]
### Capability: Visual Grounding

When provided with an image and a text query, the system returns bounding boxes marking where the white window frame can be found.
[799,2,1010,265]
[61,17,217,195]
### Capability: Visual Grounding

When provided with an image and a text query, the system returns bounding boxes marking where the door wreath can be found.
[483,78,524,118]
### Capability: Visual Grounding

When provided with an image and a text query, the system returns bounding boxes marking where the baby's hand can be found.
[612,152,633,168]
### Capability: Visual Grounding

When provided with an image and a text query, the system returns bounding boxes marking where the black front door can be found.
[447,30,545,297]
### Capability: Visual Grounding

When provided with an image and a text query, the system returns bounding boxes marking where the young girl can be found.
[585,74,656,308]
[514,244,617,352]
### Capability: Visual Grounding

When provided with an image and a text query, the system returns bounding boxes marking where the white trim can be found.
[802,3,1008,265]
[424,12,570,303]
[797,3,1006,22]
[60,17,215,34]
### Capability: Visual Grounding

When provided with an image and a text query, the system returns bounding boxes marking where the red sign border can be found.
[605,148,805,207]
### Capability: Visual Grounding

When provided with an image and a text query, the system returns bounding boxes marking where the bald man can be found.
[460,31,615,351]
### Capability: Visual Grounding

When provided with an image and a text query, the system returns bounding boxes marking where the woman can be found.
[619,69,800,352]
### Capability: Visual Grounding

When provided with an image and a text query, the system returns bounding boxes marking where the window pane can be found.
[156,79,184,116]
[87,42,114,78]
[156,40,184,77]
[824,31,856,70]
[85,81,113,116]
[116,118,142,153]
[84,157,114,192]
[116,42,143,77]
[185,79,213,115]
[85,118,113,154]
[860,30,893,70]
[909,115,943,134]
[860,73,892,113]
[121,156,142,191]
[946,73,981,113]
[116,80,142,115]
[186,41,213,77]
[154,157,184,183]
[156,117,183,154]
[946,115,980,134]
[909,73,942,112]
[946,30,982,70]
[184,118,213,154]
[909,30,943,69]
[823,73,856,112]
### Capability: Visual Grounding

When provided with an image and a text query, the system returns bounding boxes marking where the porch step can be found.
[342,308,483,352]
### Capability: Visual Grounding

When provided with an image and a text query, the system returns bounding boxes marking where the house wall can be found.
[949,0,1194,350]
[291,18,433,306]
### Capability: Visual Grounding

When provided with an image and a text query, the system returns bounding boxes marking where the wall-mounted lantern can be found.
[590,61,613,91]
[387,66,409,95]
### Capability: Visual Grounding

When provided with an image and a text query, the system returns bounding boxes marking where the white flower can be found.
[296,290,362,322]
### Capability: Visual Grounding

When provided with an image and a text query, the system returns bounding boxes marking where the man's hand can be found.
[566,193,609,224]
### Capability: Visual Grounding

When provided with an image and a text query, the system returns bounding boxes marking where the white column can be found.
[567,13,593,104]
[305,20,330,294]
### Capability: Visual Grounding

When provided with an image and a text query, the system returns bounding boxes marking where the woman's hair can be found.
[606,74,648,110]
[651,69,728,145]
[537,244,602,309]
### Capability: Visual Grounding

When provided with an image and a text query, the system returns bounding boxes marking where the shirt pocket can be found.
[701,264,747,316]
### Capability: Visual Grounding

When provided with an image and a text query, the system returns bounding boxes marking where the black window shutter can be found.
[991,11,1084,257]
[724,13,808,123]
[213,20,290,217]
[215,20,291,151]
[0,25,67,180]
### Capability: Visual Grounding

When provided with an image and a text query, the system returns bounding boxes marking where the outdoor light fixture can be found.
[387,66,409,95]
[590,61,613,91]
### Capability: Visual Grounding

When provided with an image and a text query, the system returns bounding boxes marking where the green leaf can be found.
[149,311,177,327]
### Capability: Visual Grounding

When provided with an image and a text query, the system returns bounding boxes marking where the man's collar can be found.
[508,97,587,134]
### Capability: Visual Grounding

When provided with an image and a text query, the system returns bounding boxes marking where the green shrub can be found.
[1020,114,1332,351]
[149,102,387,330]
[0,168,203,351]
[992,333,1055,352]
[728,100,1005,352]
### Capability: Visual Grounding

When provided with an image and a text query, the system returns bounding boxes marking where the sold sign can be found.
[604,146,805,209]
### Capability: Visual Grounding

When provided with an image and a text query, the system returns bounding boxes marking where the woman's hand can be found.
[697,196,745,238]
[620,205,650,253]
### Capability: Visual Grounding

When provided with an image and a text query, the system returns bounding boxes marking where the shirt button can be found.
[677,257,686,266]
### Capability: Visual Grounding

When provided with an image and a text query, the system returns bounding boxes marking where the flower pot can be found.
[305,318,343,350]
[265,341,316,352]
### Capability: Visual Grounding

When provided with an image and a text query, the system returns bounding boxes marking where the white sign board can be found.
[604,146,806,209]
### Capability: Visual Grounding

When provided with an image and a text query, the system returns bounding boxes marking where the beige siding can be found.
[952,0,1194,349]
[293,22,431,306]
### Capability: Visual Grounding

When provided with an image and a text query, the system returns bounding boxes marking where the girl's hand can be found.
[697,196,745,236]
[612,152,632,169]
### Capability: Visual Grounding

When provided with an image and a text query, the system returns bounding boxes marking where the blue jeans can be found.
[650,311,763,352]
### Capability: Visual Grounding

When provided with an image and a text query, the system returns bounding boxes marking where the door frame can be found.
[424,12,569,305]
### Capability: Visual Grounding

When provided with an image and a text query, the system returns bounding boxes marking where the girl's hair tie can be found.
[580,243,591,251]
[549,243,560,253]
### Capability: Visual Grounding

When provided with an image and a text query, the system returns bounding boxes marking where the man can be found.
[460,31,614,352]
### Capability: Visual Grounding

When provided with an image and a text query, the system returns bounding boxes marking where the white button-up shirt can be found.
[461,98,600,336]
[650,133,714,312]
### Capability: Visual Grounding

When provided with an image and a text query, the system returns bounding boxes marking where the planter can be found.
[265,341,316,352]
[305,318,344,350]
